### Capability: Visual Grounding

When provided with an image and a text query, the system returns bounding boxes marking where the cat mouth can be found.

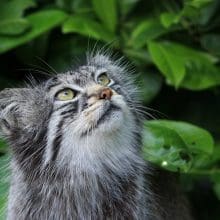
[96,104,121,126]
[81,103,121,136]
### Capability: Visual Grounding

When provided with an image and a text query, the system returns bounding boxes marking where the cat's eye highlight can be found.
[55,89,76,101]
[97,73,111,86]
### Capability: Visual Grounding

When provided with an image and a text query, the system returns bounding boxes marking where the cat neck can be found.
[9,129,150,219]
[10,147,148,219]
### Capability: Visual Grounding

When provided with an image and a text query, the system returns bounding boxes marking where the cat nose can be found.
[99,88,113,100]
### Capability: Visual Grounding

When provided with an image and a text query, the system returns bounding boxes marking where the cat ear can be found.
[0,88,22,136]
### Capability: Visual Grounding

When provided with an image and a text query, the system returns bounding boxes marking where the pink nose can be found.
[99,88,113,100]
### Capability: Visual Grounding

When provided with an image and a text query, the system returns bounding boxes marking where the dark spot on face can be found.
[91,72,95,78]
[74,78,81,85]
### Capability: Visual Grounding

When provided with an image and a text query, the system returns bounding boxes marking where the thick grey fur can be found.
[0,53,193,220]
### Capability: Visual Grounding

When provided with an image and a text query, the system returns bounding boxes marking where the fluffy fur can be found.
[0,53,192,220]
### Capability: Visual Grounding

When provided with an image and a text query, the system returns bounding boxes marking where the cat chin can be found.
[79,107,125,137]
[73,97,129,136]
[92,109,124,134]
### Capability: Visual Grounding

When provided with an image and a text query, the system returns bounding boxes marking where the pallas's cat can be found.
[0,54,192,220]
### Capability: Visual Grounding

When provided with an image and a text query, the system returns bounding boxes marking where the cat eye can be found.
[55,89,76,101]
[97,73,111,86]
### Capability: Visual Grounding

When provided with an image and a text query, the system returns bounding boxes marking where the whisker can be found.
[126,100,168,119]
[130,107,157,120]
[35,56,58,75]
[28,63,54,75]
[17,67,52,77]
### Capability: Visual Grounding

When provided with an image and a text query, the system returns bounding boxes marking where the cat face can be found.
[0,54,142,170]
[46,66,130,137]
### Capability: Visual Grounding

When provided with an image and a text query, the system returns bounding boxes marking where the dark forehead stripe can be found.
[78,65,96,78]
[91,72,95,78]
[45,77,62,91]
[67,71,92,87]
[45,73,86,91]
[44,63,118,93]
[71,73,85,86]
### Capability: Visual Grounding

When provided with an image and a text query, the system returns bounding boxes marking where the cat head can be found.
[0,54,143,172]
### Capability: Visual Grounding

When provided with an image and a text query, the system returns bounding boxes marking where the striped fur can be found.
[0,54,193,220]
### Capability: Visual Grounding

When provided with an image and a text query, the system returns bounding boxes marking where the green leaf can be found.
[209,144,220,166]
[0,0,35,36]
[213,183,220,200]
[0,10,67,54]
[197,0,220,25]
[56,0,79,12]
[159,0,214,29]
[160,12,180,28]
[56,0,92,13]
[0,0,35,21]
[181,60,220,90]
[124,48,152,66]
[148,41,220,90]
[130,19,167,49]
[148,41,186,87]
[62,15,115,42]
[118,0,140,17]
[143,120,214,173]
[92,0,117,32]
[0,18,30,36]
[201,34,220,55]
[185,0,213,9]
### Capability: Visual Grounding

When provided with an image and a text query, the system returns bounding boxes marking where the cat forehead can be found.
[45,64,118,89]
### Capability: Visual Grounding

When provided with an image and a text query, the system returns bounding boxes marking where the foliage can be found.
[143,120,214,173]
[0,0,220,219]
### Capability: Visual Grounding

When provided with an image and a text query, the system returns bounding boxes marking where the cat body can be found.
[0,54,192,220]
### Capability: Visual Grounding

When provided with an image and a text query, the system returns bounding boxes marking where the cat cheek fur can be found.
[0,89,23,136]
[0,88,51,141]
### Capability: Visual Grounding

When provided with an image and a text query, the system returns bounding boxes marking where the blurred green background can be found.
[0,0,220,219]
